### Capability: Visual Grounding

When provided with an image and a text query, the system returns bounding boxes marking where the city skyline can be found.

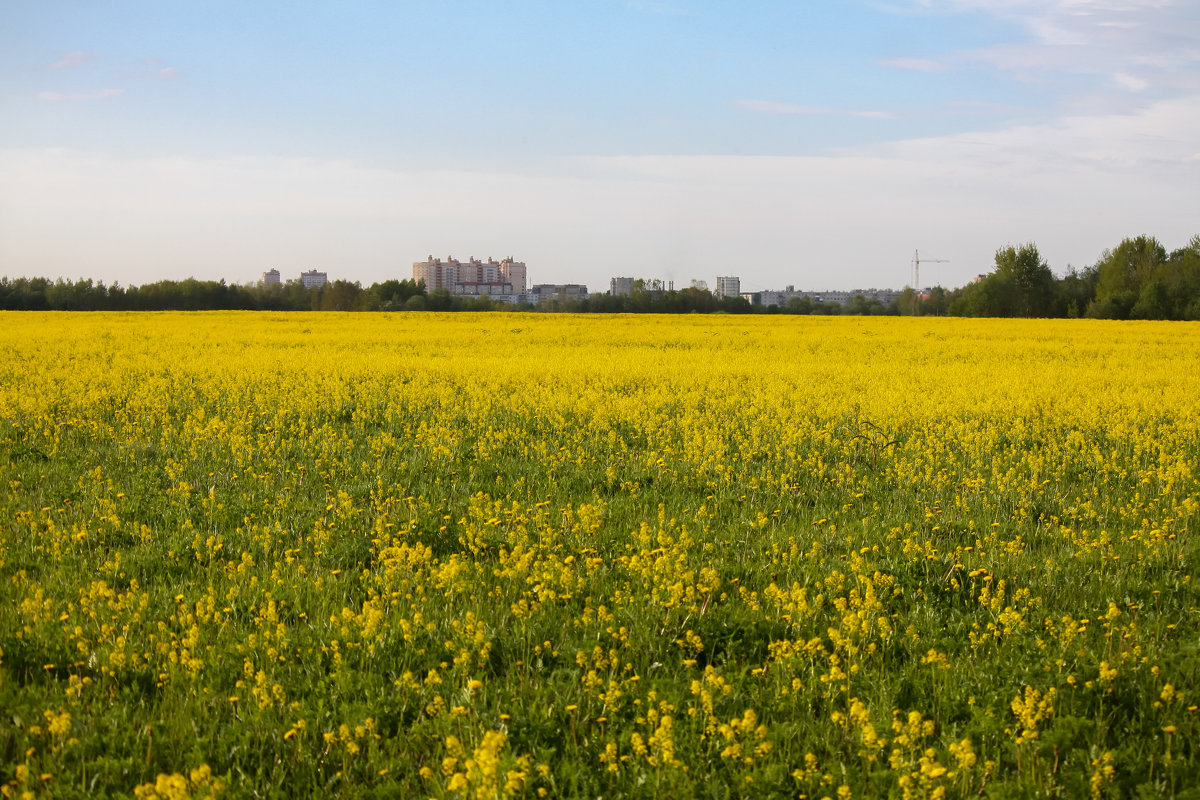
[2,1,1197,292]
[257,261,916,297]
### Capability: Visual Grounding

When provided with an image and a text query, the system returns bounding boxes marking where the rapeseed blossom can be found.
[1,311,1198,796]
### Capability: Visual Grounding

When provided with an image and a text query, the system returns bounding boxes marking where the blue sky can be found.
[1,1,1197,292]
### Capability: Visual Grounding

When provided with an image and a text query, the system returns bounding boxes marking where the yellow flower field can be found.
[1,311,1197,798]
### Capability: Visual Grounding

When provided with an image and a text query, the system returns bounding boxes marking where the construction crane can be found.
[912,250,948,316]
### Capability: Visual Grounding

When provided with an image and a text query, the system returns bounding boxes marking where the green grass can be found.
[1,312,1199,798]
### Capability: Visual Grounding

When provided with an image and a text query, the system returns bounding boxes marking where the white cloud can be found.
[1113,71,1149,91]
[1,97,1195,290]
[50,51,100,70]
[124,63,181,79]
[734,99,896,119]
[894,0,1199,97]
[867,94,1200,170]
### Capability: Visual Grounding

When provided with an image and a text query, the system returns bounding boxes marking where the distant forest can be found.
[3,234,1198,319]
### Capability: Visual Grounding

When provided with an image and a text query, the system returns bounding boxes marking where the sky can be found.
[1,1,1198,293]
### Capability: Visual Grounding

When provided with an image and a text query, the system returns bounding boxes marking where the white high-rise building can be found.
[300,270,328,289]
[610,277,635,296]
[714,276,740,300]
[262,269,281,286]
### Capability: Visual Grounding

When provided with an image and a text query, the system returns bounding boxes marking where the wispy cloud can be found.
[50,51,101,70]
[124,66,180,79]
[38,88,125,101]
[861,94,1200,171]
[942,99,1034,115]
[1113,71,1149,91]
[878,57,946,72]
[2,95,1196,289]
[913,0,1198,77]
[124,58,181,80]
[885,0,1199,116]
[734,99,896,119]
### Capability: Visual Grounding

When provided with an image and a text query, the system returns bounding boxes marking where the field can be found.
[2,311,1198,799]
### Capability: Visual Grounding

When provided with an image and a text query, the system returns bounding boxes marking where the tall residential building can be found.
[411,255,526,296]
[610,277,635,296]
[714,276,741,299]
[262,269,281,286]
[412,256,454,292]
[300,270,328,289]
[500,259,527,293]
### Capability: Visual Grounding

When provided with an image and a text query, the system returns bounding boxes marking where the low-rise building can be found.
[754,287,902,308]
[531,284,589,304]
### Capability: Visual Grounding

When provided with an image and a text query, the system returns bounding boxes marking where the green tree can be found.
[368,278,425,310]
[1142,235,1200,320]
[1057,266,1098,318]
[947,244,1054,317]
[845,294,885,316]
[1088,235,1167,319]
[1130,278,1168,319]
[922,286,949,316]
[786,296,814,315]
[425,289,453,311]
[992,243,1056,316]
[1171,235,1200,319]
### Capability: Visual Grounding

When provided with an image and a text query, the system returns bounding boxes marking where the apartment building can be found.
[412,255,527,297]
[714,276,741,299]
[609,277,635,297]
[300,270,328,289]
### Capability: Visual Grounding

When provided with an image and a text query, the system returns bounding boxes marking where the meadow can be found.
[1,311,1197,799]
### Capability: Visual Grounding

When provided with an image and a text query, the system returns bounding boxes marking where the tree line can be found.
[946,235,1200,320]
[0,277,427,312]
[3,234,1197,318]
